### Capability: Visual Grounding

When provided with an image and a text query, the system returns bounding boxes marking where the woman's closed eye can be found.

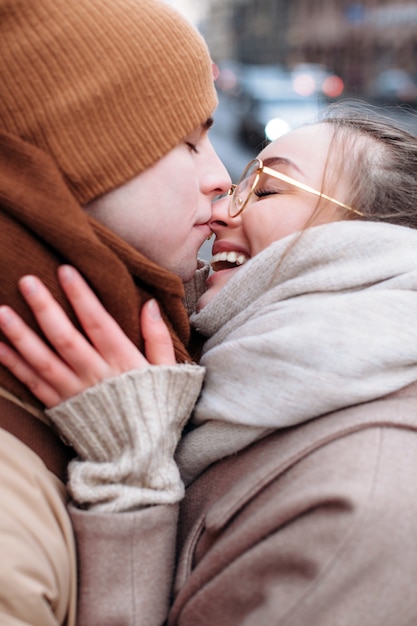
[254,187,284,198]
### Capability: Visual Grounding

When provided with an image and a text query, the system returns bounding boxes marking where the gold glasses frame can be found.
[228,158,364,218]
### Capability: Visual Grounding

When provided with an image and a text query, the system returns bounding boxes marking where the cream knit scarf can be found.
[177,220,417,485]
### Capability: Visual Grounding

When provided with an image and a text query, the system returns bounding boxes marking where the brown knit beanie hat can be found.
[0,0,217,204]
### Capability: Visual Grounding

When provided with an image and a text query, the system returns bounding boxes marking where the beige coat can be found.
[0,425,77,626]
[72,391,417,625]
[172,393,417,625]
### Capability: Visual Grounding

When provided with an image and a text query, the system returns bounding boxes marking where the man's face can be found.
[84,121,231,281]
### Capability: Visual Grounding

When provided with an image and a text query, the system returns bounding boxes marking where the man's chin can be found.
[177,260,200,284]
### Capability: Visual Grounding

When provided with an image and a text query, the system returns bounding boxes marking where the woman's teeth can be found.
[211,251,249,272]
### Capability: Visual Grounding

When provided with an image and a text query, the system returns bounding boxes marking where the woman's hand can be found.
[0,266,176,407]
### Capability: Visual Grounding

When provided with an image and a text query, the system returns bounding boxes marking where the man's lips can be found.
[194,223,212,240]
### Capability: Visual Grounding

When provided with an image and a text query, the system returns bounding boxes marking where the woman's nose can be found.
[209,191,241,232]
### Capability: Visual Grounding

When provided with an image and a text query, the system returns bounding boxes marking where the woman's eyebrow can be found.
[262,156,303,175]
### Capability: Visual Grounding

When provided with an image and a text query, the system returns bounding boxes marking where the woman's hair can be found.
[318,101,417,228]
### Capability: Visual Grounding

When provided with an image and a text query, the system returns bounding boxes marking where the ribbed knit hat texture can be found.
[0,0,217,204]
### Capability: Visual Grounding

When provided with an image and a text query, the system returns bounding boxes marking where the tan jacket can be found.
[0,427,77,626]
[72,392,417,625]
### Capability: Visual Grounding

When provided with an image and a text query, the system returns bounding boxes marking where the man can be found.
[0,0,230,623]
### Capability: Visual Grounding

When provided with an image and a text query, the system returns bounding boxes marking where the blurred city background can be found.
[167,0,417,258]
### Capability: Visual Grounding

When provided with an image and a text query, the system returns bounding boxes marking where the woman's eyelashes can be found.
[254,187,282,199]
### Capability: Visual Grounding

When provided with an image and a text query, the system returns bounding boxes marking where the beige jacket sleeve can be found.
[45,364,205,626]
[70,503,178,626]
[0,429,76,626]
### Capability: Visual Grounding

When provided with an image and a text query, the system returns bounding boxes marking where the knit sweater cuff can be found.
[46,364,205,512]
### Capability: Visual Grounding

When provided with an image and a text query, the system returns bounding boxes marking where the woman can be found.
[3,104,417,625]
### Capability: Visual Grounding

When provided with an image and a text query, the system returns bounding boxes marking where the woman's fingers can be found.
[18,267,148,379]
[0,305,86,403]
[17,274,114,383]
[141,300,176,365]
[56,266,148,371]
[0,341,62,407]
[0,267,176,407]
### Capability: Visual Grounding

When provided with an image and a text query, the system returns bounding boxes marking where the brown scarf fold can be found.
[0,131,191,411]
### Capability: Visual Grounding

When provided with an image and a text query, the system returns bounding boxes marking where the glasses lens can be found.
[230,160,260,217]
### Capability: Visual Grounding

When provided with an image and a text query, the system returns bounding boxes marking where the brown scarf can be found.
[0,132,191,412]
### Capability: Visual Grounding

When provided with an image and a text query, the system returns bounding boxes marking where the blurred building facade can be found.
[201,0,417,95]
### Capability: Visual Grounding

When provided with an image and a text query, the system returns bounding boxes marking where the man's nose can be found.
[203,144,232,198]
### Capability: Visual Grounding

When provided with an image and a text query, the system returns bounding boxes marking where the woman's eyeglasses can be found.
[228,158,364,218]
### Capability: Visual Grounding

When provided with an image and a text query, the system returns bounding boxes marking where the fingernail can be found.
[59,265,74,284]
[0,306,13,327]
[147,299,161,320]
[19,275,38,297]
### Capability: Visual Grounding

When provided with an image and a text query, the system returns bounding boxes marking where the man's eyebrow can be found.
[203,117,214,130]
[263,156,302,175]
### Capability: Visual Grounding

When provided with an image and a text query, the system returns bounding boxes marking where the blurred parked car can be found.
[236,64,325,149]
[369,69,417,105]
[291,63,345,99]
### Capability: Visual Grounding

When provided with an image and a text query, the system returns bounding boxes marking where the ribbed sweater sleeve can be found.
[46,364,205,512]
